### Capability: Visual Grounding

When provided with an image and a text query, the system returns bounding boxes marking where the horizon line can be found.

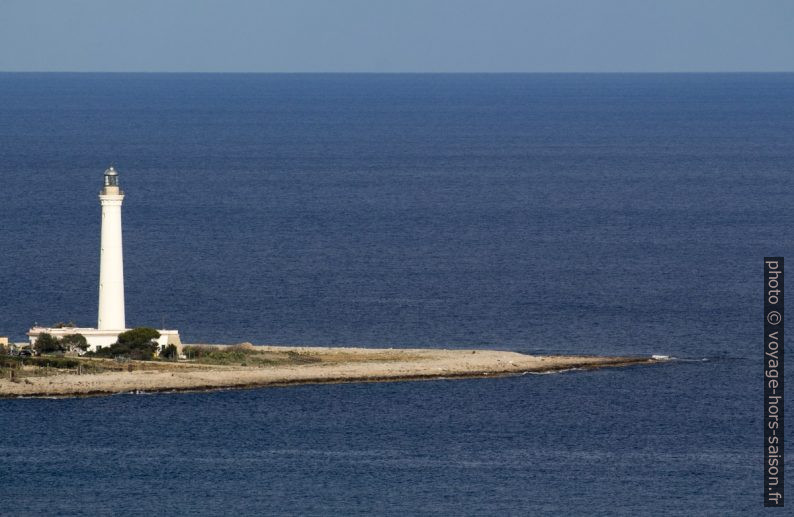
[1,70,793,75]
[0,70,794,75]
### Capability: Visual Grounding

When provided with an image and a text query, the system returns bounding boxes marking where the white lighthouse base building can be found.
[26,327,181,353]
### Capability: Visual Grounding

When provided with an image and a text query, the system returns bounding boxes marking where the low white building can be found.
[26,327,182,351]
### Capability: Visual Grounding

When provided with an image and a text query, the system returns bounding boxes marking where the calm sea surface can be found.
[1,73,792,515]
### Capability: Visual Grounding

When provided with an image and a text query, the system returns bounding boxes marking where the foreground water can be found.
[1,73,792,515]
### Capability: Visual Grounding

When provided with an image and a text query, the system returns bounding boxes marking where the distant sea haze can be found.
[1,73,792,515]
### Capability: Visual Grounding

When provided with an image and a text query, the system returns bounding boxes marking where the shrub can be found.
[159,344,178,360]
[117,328,161,347]
[33,333,89,354]
[0,356,23,368]
[87,328,161,360]
[34,333,63,354]
[90,342,158,360]
[182,345,250,364]
[61,334,89,352]
[27,356,81,369]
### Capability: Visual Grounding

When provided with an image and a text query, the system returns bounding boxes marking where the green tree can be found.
[61,334,88,352]
[117,327,161,347]
[34,333,62,354]
[159,344,178,360]
[93,327,163,360]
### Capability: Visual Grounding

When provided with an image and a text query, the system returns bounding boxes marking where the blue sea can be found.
[0,73,792,515]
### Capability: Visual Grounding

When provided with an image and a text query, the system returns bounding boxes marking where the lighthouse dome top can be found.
[102,165,121,192]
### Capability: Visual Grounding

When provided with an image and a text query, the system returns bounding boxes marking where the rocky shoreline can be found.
[0,345,665,398]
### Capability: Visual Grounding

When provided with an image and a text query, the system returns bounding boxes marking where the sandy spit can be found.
[0,346,663,398]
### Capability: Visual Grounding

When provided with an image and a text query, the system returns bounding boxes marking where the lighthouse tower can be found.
[26,166,181,352]
[97,166,126,330]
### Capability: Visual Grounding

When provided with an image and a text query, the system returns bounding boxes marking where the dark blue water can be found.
[1,73,792,515]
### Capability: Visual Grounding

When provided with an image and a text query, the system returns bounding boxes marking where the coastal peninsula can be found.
[0,344,664,398]
[0,168,666,399]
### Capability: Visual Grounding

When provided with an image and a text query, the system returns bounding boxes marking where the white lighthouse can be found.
[27,166,181,352]
[97,166,126,330]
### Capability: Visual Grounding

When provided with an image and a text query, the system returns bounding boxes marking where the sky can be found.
[0,0,792,73]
